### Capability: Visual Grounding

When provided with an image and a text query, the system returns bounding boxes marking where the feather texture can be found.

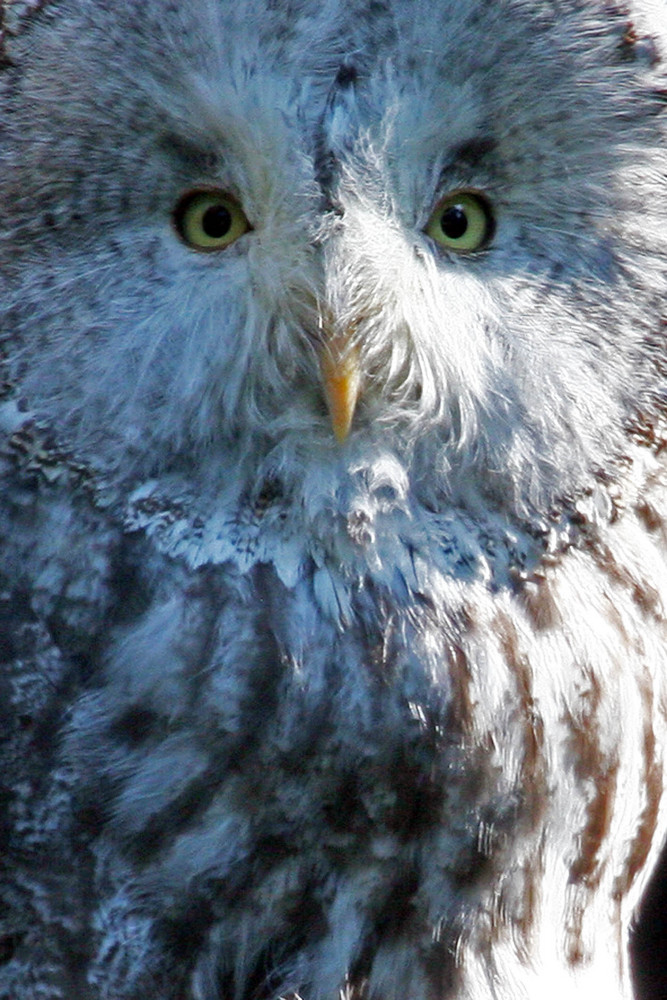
[0,1,666,998]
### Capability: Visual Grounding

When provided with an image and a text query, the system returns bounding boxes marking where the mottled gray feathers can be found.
[0,1,667,999]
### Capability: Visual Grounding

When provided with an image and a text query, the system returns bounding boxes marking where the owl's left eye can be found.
[425,190,494,253]
[173,189,251,251]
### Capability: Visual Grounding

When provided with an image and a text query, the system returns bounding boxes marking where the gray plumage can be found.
[1,1,667,998]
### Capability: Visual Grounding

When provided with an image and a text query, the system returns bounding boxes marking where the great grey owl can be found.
[1,1,667,998]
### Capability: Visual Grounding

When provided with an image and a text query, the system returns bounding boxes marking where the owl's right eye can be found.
[172,189,251,251]
[425,190,494,253]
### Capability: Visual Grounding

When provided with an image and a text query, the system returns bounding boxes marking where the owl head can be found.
[0,0,665,524]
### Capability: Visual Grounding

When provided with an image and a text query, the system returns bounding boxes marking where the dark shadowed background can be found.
[632,843,667,1000]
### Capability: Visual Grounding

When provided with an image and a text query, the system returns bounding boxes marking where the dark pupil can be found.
[440,205,468,240]
[201,204,232,239]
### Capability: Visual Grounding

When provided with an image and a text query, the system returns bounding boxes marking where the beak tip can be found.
[320,341,361,445]
[332,414,353,444]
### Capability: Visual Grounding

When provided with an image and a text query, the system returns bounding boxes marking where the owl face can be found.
[0,0,665,522]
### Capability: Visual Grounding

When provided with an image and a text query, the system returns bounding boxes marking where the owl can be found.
[0,0,667,998]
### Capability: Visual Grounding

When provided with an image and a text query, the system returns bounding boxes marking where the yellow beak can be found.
[319,331,361,443]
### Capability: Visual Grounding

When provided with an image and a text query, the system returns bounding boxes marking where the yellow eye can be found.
[425,191,494,253]
[173,189,251,251]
